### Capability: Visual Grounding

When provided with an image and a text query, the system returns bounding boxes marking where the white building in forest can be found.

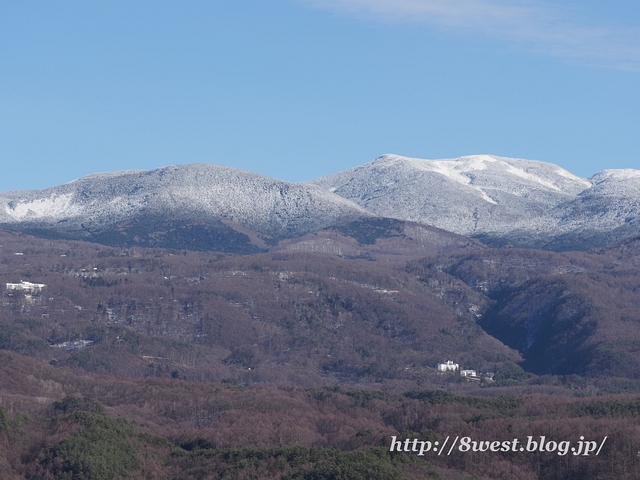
[5,281,46,293]
[436,360,459,372]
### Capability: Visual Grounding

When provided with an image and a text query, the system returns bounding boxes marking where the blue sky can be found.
[1,0,640,192]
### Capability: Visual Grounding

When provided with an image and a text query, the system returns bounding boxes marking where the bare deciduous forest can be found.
[2,227,640,478]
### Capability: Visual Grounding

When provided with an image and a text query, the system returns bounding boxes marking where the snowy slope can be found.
[555,169,640,233]
[310,154,592,236]
[0,163,371,237]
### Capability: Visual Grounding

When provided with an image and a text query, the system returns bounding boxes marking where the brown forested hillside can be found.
[5,227,640,386]
[4,228,640,477]
[0,228,520,389]
[0,350,639,479]
[413,236,640,379]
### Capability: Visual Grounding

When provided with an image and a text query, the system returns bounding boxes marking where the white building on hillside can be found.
[6,281,46,293]
[436,360,459,372]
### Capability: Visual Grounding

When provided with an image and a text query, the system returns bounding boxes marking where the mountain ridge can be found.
[1,154,639,251]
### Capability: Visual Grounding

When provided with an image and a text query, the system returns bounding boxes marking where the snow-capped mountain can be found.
[309,154,590,235]
[1,155,639,251]
[0,163,370,238]
[309,154,640,248]
[551,169,640,245]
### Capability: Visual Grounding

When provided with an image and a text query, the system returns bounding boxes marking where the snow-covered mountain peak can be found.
[0,163,371,237]
[591,169,640,182]
[356,154,591,196]
[584,168,640,196]
[309,154,598,237]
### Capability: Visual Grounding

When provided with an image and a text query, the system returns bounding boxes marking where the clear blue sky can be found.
[2,0,640,192]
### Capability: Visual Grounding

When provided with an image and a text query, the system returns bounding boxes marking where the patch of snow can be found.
[5,193,81,220]
[51,340,94,350]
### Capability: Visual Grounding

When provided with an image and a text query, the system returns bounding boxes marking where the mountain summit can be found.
[0,163,370,242]
[310,154,591,236]
[310,154,639,249]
